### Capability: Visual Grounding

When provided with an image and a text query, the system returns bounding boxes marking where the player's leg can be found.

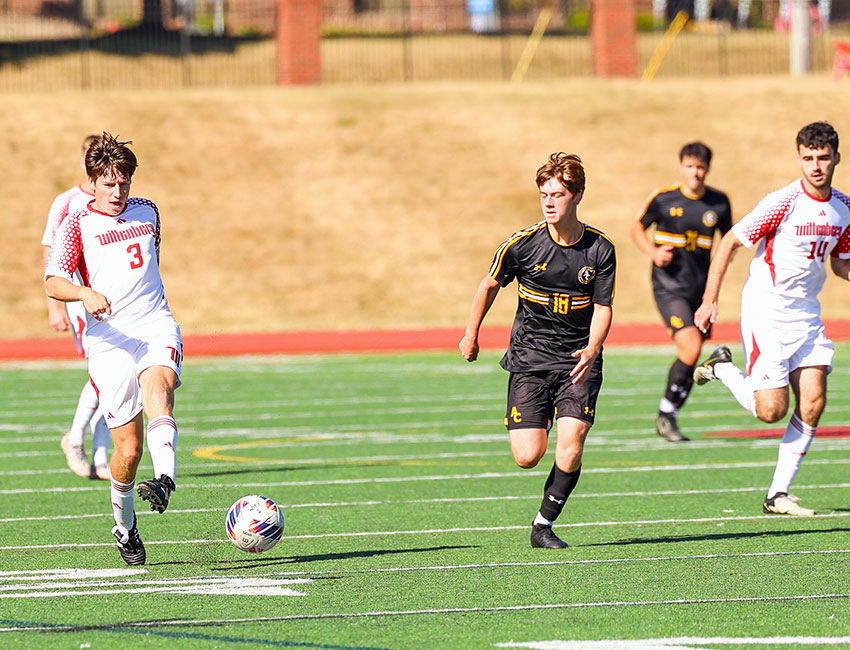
[530,367,600,549]
[61,381,98,477]
[136,365,180,513]
[89,345,147,565]
[90,413,111,480]
[654,295,701,442]
[135,328,182,513]
[658,325,703,442]
[530,415,589,549]
[763,333,831,517]
[109,414,147,565]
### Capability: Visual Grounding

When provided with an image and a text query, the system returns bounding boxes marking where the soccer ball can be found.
[225,495,284,553]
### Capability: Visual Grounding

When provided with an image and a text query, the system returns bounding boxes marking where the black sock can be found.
[664,359,695,411]
[538,463,581,522]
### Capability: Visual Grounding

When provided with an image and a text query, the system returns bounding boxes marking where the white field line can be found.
[6,438,850,476]
[2,593,849,631]
[3,483,850,523]
[3,512,850,551]
[495,637,850,649]
[5,459,850,495]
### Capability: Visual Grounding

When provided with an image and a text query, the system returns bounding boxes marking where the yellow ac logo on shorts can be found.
[670,315,684,329]
[510,406,522,423]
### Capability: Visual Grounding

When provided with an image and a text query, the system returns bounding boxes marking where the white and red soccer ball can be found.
[225,495,284,553]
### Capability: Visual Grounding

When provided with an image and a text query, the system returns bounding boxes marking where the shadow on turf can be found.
[584,526,850,547]
[209,544,477,570]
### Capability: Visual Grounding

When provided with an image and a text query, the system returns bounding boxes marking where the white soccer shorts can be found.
[740,312,833,391]
[87,320,183,428]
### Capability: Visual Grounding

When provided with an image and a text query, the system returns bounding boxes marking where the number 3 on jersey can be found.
[127,243,144,269]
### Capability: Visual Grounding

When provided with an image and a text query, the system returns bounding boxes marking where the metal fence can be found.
[1,0,849,89]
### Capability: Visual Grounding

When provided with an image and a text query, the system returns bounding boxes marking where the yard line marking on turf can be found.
[4,512,850,551]
[0,575,312,599]
[0,568,147,580]
[6,459,850,495]
[4,483,850,523]
[494,637,850,649]
[2,593,849,631]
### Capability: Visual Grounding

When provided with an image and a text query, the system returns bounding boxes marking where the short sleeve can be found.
[44,213,83,282]
[591,241,616,307]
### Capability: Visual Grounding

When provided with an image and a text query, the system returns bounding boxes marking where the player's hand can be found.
[652,245,675,268]
[458,334,479,362]
[569,346,598,384]
[47,300,70,331]
[693,301,717,334]
[81,288,111,321]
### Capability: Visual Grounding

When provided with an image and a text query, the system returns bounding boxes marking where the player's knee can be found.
[512,448,544,469]
[755,402,787,424]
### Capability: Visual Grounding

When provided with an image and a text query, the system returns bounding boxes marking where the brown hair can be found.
[535,152,585,195]
[85,132,138,182]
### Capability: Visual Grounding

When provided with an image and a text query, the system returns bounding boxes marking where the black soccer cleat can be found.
[137,474,176,514]
[693,345,733,385]
[530,524,569,549]
[656,412,689,442]
[112,521,146,565]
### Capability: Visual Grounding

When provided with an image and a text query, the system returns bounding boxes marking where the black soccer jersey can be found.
[637,184,732,298]
[489,221,616,373]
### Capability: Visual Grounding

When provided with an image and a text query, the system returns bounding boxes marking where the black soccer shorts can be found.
[654,291,710,338]
[505,366,603,430]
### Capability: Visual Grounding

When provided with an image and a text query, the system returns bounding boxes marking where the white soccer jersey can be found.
[44,197,177,353]
[732,179,850,320]
[41,184,94,246]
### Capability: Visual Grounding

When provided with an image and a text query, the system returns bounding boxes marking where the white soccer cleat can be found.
[61,431,90,478]
[763,492,815,516]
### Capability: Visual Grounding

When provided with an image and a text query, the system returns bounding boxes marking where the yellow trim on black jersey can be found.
[584,224,615,247]
[488,222,546,279]
[517,283,550,305]
[654,230,713,250]
[635,184,680,221]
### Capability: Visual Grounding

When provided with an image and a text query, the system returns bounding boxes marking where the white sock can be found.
[68,382,99,447]
[91,414,110,467]
[658,397,677,415]
[767,414,816,498]
[533,511,554,526]
[714,362,756,416]
[146,415,177,482]
[110,477,136,532]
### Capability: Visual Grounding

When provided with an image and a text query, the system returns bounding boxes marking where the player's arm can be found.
[630,203,673,268]
[45,276,111,321]
[830,256,850,281]
[570,303,612,384]
[42,244,71,331]
[459,275,501,363]
[694,229,743,332]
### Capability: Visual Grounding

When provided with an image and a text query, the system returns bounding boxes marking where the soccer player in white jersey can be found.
[44,133,183,565]
[693,122,850,516]
[42,134,111,480]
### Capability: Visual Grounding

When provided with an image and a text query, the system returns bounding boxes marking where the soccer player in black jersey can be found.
[459,152,616,549]
[630,142,732,442]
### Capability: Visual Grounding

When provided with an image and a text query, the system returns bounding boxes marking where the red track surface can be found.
[4,320,850,360]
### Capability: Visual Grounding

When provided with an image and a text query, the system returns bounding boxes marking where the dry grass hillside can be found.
[4,77,850,340]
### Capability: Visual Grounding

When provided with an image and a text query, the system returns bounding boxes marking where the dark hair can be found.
[535,152,585,195]
[797,121,839,153]
[85,132,138,181]
[679,142,712,166]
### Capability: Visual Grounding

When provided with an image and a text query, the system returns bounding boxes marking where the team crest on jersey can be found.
[577,266,595,284]
[702,210,718,227]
